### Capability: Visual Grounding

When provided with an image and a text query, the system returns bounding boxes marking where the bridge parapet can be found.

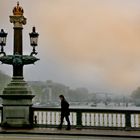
[31,106,140,130]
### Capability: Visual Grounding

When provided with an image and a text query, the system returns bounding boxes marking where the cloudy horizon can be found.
[1,0,140,94]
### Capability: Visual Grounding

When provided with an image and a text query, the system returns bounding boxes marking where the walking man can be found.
[58,95,71,130]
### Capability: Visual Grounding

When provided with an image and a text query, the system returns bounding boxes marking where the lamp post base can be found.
[1,106,33,128]
[0,77,34,128]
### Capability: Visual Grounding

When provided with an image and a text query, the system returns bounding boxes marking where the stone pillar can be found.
[10,15,26,78]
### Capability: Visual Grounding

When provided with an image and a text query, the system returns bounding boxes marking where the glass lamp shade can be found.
[0,29,7,46]
[29,27,39,46]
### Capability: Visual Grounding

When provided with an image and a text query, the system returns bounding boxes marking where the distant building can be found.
[45,80,69,102]
[28,80,70,104]
[28,80,91,105]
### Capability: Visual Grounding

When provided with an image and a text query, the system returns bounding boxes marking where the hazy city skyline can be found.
[1,0,140,94]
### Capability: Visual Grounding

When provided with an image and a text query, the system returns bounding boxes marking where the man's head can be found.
[59,95,64,101]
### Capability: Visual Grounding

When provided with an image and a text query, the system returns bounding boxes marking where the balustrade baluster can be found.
[101,113,104,126]
[47,112,50,125]
[93,113,96,126]
[71,112,74,125]
[133,114,135,128]
[34,111,37,124]
[100,113,102,126]
[91,113,93,126]
[58,112,61,124]
[122,114,124,127]
[102,113,105,127]
[95,113,97,126]
[109,114,112,127]
[54,112,57,125]
[136,114,139,127]
[37,112,40,124]
[87,113,89,126]
[52,112,54,125]
[45,112,48,125]
[74,113,76,125]
[82,113,85,126]
[54,112,56,125]
[120,114,122,127]
[50,112,52,124]
[115,114,119,127]
[132,114,134,127]
[133,114,137,127]
[41,112,44,124]
[85,113,88,126]
[89,113,92,126]
[110,113,113,127]
[104,113,107,127]
[43,112,46,124]
[97,113,99,126]
[111,114,113,127]
[136,114,138,128]
[107,113,109,127]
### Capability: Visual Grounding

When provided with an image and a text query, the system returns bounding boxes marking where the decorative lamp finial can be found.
[17,1,19,6]
[33,27,36,32]
[13,1,24,16]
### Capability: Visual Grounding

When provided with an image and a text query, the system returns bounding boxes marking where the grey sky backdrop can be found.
[1,0,140,94]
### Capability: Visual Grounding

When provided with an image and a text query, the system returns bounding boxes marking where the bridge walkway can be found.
[0,128,140,138]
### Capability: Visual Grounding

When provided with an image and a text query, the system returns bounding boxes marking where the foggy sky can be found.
[1,0,140,94]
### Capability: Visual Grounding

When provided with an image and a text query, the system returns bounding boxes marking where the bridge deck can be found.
[0,128,140,138]
[0,134,138,140]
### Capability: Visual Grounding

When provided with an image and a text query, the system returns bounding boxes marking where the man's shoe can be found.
[66,127,71,130]
[57,125,62,130]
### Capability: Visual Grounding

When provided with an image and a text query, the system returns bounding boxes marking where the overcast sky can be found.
[1,0,140,94]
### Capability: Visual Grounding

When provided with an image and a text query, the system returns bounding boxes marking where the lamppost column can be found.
[13,27,23,77]
[14,27,23,55]
[10,15,26,78]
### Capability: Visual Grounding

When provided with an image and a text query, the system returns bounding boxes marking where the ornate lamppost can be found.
[0,29,7,56]
[0,2,39,127]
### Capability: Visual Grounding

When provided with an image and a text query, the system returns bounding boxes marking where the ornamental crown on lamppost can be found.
[10,2,26,27]
[13,1,24,16]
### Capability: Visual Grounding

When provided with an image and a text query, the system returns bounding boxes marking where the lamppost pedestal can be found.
[0,77,34,127]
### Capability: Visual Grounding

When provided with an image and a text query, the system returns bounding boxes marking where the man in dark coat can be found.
[58,95,71,130]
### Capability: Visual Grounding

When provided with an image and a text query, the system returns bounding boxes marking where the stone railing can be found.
[31,106,140,130]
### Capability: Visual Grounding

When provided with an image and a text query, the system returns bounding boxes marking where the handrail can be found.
[32,106,140,113]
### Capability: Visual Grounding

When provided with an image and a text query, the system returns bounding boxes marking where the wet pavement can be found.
[0,128,140,139]
[0,134,139,140]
